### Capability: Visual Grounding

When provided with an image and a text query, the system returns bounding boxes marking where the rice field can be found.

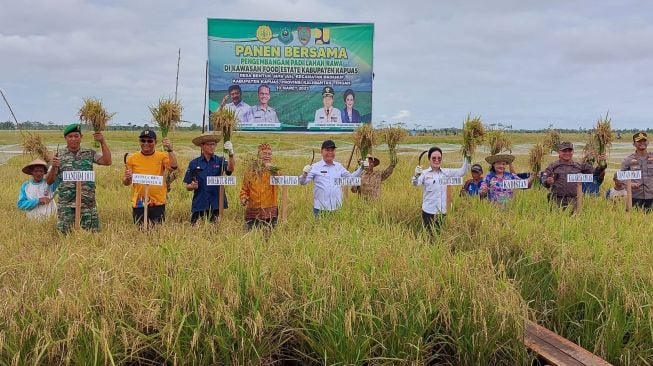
[0,130,651,365]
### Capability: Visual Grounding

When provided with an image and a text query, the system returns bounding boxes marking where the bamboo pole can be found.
[626,180,633,212]
[281,186,288,222]
[576,182,583,214]
[143,185,150,229]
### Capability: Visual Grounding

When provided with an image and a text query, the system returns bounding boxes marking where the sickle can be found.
[123,152,128,165]
[418,150,428,166]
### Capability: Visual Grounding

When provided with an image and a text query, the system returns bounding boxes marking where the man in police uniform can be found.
[620,131,653,211]
[45,123,112,232]
[250,84,279,124]
[314,86,342,124]
[542,141,603,210]
[220,84,251,123]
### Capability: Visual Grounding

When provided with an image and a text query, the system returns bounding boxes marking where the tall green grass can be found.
[0,131,650,365]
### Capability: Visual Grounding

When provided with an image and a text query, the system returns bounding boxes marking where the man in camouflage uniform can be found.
[358,154,396,200]
[620,131,653,212]
[45,124,112,232]
[542,141,604,210]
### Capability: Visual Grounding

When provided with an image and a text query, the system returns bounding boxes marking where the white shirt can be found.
[314,107,342,124]
[18,179,57,219]
[224,101,251,123]
[411,160,469,214]
[299,159,362,210]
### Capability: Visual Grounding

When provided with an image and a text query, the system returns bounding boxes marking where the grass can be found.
[0,130,651,365]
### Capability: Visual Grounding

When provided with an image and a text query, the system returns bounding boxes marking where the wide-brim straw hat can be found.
[365,154,380,167]
[22,159,48,175]
[192,132,222,146]
[484,154,514,165]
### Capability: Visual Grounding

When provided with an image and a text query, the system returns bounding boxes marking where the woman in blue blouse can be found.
[480,154,532,207]
[341,89,361,123]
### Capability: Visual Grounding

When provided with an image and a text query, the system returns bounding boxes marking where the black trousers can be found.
[632,198,653,212]
[132,205,165,226]
[191,209,219,224]
[422,211,445,237]
[245,217,278,231]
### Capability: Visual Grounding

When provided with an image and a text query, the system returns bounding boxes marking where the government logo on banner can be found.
[297,26,311,45]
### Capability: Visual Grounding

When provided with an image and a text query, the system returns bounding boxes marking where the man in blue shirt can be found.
[461,163,483,197]
[183,133,235,223]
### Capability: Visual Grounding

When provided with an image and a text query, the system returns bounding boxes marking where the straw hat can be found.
[484,154,514,165]
[22,159,48,175]
[192,132,222,146]
[365,154,380,167]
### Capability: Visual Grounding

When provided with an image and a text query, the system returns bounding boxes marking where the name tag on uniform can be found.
[132,174,163,186]
[334,177,361,186]
[270,176,299,185]
[617,170,641,180]
[499,179,528,189]
[566,174,594,183]
[63,171,95,182]
[207,176,236,185]
[436,177,463,186]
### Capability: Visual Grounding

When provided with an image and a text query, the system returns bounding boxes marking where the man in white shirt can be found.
[314,86,342,124]
[299,139,365,215]
[220,84,251,123]
[412,146,469,236]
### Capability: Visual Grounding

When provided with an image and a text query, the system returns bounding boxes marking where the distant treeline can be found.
[0,120,649,135]
[0,121,203,131]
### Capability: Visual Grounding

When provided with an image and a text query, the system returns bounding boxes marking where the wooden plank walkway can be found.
[524,320,612,366]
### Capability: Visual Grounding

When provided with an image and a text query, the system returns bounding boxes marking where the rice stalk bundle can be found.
[149,98,183,138]
[486,130,512,155]
[594,112,613,156]
[582,132,598,164]
[543,129,561,152]
[461,115,486,158]
[528,143,545,174]
[78,98,114,132]
[210,107,238,142]
[22,131,51,163]
[244,155,281,176]
[380,125,408,164]
[353,123,378,159]
[165,170,178,193]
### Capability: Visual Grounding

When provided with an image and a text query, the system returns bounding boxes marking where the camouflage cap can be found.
[558,141,574,151]
[63,123,82,136]
[633,131,648,142]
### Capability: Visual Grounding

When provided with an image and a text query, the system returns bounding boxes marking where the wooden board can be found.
[524,320,612,366]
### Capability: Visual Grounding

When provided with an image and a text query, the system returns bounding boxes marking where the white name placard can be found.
[334,177,361,186]
[132,174,163,186]
[270,176,299,185]
[207,176,236,186]
[62,170,95,182]
[617,170,642,180]
[436,177,463,186]
[566,174,594,183]
[499,179,528,189]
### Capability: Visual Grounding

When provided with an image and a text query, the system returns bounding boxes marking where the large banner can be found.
[208,19,374,131]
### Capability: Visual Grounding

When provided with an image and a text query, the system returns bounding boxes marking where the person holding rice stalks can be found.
[45,123,112,232]
[183,132,235,224]
[17,159,58,219]
[580,151,607,197]
[542,142,601,210]
[299,139,365,216]
[239,143,279,231]
[619,131,653,212]
[412,147,469,236]
[480,153,533,207]
[122,129,178,226]
[358,154,396,200]
[356,125,403,199]
[461,163,484,197]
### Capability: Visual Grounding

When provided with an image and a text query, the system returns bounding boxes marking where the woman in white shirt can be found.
[412,147,469,236]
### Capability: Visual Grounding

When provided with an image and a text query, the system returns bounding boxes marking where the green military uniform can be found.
[54,146,102,232]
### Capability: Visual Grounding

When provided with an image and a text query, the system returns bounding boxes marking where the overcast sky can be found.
[1,0,652,129]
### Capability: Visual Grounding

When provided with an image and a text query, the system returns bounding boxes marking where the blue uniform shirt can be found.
[183,154,232,212]
[463,179,482,196]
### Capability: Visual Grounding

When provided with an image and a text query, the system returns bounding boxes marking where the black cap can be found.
[139,129,157,139]
[322,86,334,96]
[471,163,483,173]
[321,139,337,149]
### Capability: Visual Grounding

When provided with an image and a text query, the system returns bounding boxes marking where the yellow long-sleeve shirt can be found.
[239,170,278,219]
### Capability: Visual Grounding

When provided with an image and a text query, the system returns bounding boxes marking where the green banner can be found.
[208,18,374,131]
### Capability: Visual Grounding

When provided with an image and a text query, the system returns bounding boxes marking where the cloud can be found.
[391,110,410,120]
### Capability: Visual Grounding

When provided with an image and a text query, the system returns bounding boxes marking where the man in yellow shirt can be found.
[239,143,278,230]
[122,130,178,226]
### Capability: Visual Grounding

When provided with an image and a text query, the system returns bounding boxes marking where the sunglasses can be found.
[140,139,155,144]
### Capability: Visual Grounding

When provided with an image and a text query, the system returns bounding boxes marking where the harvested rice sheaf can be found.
[353,123,378,159]
[461,115,486,158]
[210,107,238,142]
[149,98,183,138]
[78,98,114,132]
